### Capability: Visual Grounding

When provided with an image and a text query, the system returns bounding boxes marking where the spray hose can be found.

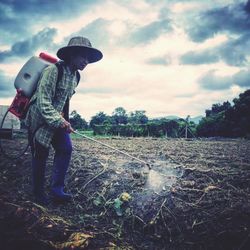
[73,131,151,169]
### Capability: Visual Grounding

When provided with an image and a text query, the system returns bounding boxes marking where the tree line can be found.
[70,89,250,138]
[196,89,250,138]
[70,107,195,137]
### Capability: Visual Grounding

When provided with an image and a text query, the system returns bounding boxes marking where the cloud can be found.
[195,68,250,91]
[72,18,112,49]
[0,28,57,62]
[180,32,250,67]
[180,50,219,65]
[175,0,250,66]
[175,93,197,98]
[129,18,173,45]
[0,0,102,44]
[146,56,171,65]
[77,87,115,95]
[0,70,15,97]
[246,0,250,12]
[218,33,250,66]
[233,69,250,87]
[198,70,233,90]
[185,1,250,42]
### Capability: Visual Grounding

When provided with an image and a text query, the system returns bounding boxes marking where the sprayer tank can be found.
[14,56,52,98]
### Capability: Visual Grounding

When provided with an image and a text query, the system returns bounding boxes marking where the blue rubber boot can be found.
[51,186,72,202]
[51,129,73,202]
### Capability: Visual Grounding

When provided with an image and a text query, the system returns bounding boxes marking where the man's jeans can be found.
[29,128,72,196]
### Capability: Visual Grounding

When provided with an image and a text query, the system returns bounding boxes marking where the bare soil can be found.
[0,137,250,250]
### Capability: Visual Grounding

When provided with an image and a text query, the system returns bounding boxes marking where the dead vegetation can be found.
[0,137,250,249]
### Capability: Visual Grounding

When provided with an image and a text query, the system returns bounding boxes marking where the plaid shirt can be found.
[25,63,79,148]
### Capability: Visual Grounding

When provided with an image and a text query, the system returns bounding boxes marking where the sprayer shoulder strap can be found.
[55,61,80,122]
[55,61,63,85]
[55,61,80,87]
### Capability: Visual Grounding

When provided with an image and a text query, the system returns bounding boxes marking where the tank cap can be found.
[39,52,58,64]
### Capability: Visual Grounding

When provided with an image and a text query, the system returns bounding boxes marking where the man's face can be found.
[72,54,89,71]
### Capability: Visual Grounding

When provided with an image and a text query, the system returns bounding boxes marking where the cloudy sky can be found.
[0,0,250,121]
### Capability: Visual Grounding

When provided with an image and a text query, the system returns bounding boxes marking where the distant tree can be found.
[69,110,88,130]
[205,101,231,117]
[128,110,148,124]
[89,112,110,129]
[147,122,163,137]
[112,107,128,125]
[197,112,226,137]
[197,89,250,137]
[225,89,250,137]
[162,120,180,137]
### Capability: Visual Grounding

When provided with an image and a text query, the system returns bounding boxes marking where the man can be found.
[25,37,103,205]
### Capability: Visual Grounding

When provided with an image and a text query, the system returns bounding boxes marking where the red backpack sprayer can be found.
[0,52,58,159]
[9,53,57,118]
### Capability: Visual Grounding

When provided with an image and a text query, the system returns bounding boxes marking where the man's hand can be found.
[61,119,74,133]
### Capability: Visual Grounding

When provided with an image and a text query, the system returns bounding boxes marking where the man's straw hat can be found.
[57,36,103,63]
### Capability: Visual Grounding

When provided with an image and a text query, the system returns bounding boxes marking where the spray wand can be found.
[73,131,152,170]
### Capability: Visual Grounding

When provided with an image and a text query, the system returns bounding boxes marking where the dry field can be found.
[0,137,250,250]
